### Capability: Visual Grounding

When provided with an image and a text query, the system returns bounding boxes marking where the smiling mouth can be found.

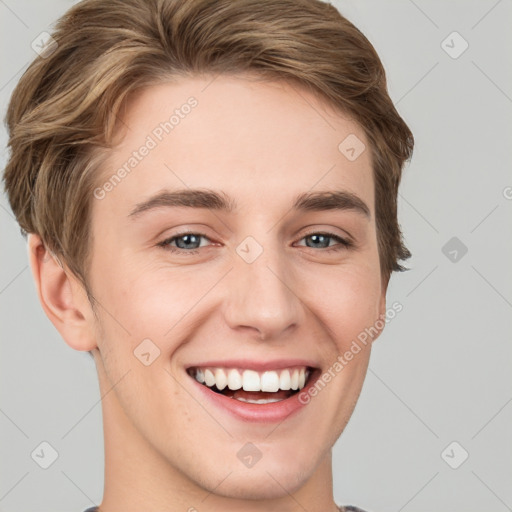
[186,366,317,404]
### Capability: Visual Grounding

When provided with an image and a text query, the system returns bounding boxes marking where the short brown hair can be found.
[3,0,413,299]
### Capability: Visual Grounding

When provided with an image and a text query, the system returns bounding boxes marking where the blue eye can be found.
[298,232,352,251]
[157,231,352,255]
[157,232,210,254]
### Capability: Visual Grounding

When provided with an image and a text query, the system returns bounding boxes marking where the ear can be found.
[27,233,98,352]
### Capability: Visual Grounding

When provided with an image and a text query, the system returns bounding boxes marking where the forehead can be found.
[93,74,374,220]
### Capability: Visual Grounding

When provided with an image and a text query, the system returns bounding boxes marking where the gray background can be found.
[1,1,511,511]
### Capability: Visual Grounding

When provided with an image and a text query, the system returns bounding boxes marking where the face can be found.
[82,74,386,498]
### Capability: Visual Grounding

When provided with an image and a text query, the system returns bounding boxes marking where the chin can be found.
[209,473,306,500]
[197,455,316,500]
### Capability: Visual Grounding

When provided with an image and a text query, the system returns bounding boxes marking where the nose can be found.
[222,243,303,341]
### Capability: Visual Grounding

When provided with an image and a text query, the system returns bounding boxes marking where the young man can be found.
[2,0,413,511]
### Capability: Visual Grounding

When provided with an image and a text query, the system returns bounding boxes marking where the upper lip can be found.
[186,358,320,372]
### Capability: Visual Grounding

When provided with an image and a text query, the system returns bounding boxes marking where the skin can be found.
[28,74,388,512]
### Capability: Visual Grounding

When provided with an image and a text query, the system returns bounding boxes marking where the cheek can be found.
[95,259,200,337]
[303,264,383,344]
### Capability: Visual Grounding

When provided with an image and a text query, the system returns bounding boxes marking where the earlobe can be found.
[27,233,97,352]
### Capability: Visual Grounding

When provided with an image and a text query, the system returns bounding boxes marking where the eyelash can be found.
[157,231,353,255]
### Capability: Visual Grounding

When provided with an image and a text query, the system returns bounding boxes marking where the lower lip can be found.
[188,370,319,423]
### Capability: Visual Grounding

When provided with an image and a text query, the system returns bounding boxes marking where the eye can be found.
[157,230,353,255]
[157,232,212,255]
[295,232,353,252]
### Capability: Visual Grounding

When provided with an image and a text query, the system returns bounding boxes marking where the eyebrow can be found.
[128,188,371,220]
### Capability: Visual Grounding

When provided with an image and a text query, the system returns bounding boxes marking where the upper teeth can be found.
[191,367,310,392]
